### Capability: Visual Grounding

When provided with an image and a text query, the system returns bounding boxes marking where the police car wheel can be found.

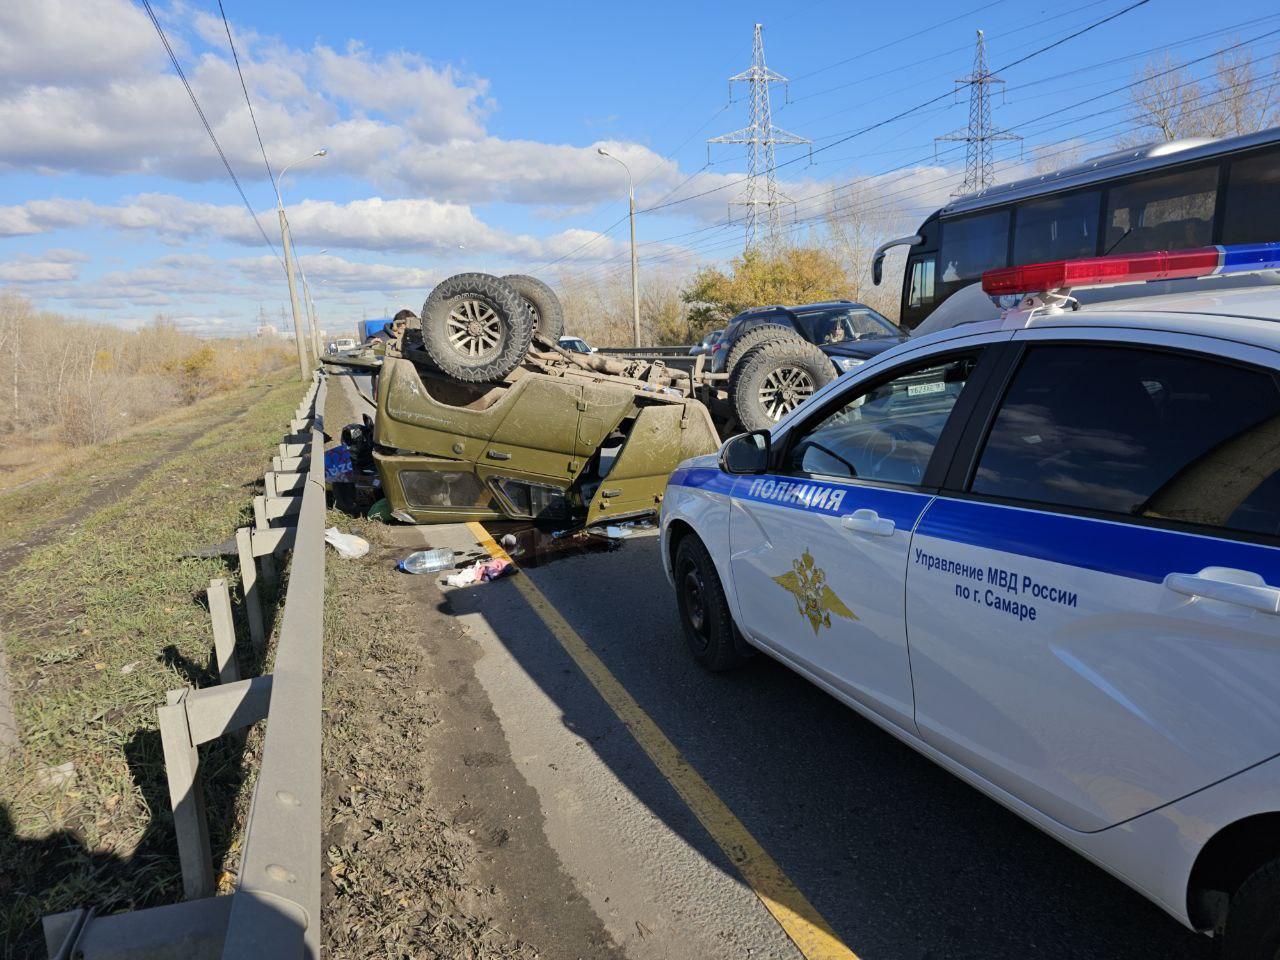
[1222,858,1280,960]
[674,535,751,672]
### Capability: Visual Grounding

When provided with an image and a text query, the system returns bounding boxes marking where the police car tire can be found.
[723,322,801,380]
[1222,858,1280,960]
[421,273,535,382]
[731,338,835,432]
[502,274,565,340]
[674,535,752,672]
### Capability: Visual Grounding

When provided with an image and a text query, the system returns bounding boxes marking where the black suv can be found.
[709,300,906,376]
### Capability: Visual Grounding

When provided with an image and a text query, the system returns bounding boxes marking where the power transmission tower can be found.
[708,23,810,251]
[936,30,1020,196]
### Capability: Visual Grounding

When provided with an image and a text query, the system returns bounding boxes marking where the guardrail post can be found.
[208,579,240,685]
[158,690,215,901]
[252,497,276,586]
[235,528,265,653]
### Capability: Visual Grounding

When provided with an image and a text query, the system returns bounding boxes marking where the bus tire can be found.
[723,322,800,379]
[731,338,834,432]
[502,274,565,341]
[421,273,534,382]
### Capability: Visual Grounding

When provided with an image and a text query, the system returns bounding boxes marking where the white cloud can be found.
[0,0,161,93]
[0,193,631,262]
[0,248,87,282]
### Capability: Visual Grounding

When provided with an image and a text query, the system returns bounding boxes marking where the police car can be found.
[659,243,1280,958]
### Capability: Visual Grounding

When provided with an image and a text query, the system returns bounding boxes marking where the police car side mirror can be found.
[720,431,771,475]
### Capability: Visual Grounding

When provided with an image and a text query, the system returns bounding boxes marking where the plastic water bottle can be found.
[398,548,454,574]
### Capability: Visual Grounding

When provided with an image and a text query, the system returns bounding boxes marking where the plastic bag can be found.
[324,527,370,559]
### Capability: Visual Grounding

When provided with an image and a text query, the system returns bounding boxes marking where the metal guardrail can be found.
[43,372,328,960]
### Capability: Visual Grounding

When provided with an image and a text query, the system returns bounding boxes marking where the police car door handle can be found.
[840,509,895,537]
[1163,568,1280,615]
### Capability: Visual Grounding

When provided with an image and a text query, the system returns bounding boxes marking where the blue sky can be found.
[1,0,1278,335]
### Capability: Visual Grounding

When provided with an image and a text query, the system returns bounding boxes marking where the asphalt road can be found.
[328,369,1216,960]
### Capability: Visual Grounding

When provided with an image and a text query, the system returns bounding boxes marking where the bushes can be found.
[0,293,293,463]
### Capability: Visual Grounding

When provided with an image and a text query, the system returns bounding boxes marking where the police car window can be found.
[788,355,980,486]
[1103,166,1217,254]
[972,345,1280,537]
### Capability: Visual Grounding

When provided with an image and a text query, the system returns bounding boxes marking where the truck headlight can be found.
[833,356,864,374]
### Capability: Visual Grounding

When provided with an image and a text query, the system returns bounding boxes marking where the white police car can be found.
[660,243,1280,958]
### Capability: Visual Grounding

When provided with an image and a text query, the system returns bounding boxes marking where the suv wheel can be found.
[1223,858,1280,960]
[674,535,752,672]
[420,273,534,382]
[502,274,565,341]
[730,338,835,431]
[722,322,800,379]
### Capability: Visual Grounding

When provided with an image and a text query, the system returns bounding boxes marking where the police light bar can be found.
[981,242,1280,297]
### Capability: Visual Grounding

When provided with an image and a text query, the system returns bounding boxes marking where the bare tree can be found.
[1124,46,1280,145]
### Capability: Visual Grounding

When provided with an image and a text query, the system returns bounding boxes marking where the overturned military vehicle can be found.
[334,272,722,527]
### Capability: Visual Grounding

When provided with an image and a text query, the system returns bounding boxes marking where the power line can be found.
[708,23,810,250]
[138,0,281,263]
[638,0,1153,219]
[216,0,275,185]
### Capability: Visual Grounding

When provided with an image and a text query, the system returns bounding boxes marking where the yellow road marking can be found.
[467,522,860,960]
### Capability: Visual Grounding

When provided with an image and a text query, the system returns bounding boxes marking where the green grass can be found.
[0,373,303,958]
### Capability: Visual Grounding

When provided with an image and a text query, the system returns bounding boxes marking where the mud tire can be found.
[421,273,534,382]
[730,338,835,432]
[722,322,801,379]
[502,274,565,340]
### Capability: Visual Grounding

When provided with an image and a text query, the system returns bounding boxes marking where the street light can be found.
[296,248,328,365]
[274,148,328,379]
[598,148,641,348]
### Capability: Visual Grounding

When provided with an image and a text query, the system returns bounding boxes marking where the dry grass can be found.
[0,372,299,959]
[0,292,294,474]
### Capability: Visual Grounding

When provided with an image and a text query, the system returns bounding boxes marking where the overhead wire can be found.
[216,0,275,185]
[138,0,282,265]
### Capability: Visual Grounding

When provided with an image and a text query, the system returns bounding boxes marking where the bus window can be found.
[939,209,1010,282]
[1013,190,1100,264]
[1222,148,1280,244]
[1104,166,1217,254]
[908,257,936,309]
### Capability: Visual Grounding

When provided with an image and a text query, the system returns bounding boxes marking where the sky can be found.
[1,0,1278,336]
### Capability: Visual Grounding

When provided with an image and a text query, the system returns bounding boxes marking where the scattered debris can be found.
[444,557,515,588]
[324,444,354,482]
[35,761,76,790]
[398,548,454,574]
[324,527,370,559]
[119,661,140,675]
[366,497,392,522]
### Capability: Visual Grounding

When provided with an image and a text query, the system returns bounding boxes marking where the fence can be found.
[42,372,328,960]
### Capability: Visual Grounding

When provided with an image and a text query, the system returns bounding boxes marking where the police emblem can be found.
[772,549,858,634]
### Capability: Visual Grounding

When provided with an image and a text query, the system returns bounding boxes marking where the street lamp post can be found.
[598,148,641,347]
[296,248,326,363]
[274,148,327,379]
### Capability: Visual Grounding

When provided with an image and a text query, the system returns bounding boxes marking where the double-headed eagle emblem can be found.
[772,549,858,634]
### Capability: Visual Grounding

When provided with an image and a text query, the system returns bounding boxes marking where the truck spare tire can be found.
[730,338,834,432]
[421,273,535,382]
[722,322,801,380]
[502,274,565,340]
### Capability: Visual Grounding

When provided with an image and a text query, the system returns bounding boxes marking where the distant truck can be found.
[361,318,393,342]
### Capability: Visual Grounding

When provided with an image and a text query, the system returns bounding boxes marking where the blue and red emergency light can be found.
[982,242,1280,296]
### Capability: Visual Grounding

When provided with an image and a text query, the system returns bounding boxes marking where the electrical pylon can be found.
[936,29,1020,196]
[708,23,810,251]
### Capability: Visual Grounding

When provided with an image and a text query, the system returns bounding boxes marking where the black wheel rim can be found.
[680,560,711,654]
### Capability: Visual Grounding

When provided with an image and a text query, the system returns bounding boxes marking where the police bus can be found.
[872,125,1280,329]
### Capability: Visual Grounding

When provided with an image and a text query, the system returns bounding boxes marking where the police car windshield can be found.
[793,307,897,345]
